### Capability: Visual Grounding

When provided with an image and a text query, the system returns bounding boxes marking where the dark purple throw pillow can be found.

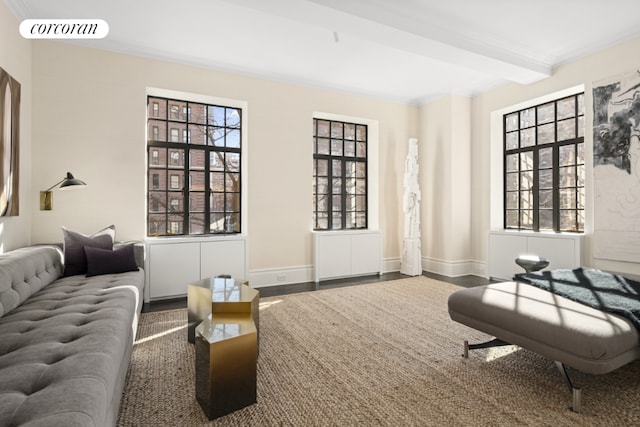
[84,244,139,277]
[62,225,115,276]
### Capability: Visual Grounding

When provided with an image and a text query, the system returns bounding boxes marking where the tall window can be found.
[313,118,367,230]
[147,96,242,236]
[504,93,584,232]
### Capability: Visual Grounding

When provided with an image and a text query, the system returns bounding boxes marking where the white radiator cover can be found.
[488,231,582,281]
[146,236,247,301]
[313,230,382,282]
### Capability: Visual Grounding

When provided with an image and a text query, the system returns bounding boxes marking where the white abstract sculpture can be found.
[401,138,422,276]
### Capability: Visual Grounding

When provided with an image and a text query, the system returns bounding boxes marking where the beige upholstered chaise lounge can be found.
[448,270,640,412]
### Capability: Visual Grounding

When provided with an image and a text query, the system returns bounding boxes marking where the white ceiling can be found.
[6,0,640,104]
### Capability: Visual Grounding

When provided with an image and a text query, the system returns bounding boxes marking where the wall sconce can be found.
[40,172,87,210]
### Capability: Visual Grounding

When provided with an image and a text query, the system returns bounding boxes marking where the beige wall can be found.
[12,10,640,279]
[0,5,31,252]
[29,41,418,275]
[419,94,472,275]
[471,36,640,277]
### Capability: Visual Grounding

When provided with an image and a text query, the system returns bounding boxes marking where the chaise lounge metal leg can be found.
[462,341,582,412]
[462,338,510,358]
[554,361,581,413]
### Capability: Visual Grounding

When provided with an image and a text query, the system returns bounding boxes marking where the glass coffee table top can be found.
[190,277,255,304]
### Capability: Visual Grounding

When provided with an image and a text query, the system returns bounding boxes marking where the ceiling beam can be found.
[227,0,551,85]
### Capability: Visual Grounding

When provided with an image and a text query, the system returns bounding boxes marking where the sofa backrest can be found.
[0,245,63,318]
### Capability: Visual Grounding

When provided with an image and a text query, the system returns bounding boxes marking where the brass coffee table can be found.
[187,277,260,420]
[187,277,259,343]
[195,315,257,420]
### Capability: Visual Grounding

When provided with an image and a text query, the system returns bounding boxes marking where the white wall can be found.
[0,4,31,252]
[28,41,418,280]
[471,36,640,278]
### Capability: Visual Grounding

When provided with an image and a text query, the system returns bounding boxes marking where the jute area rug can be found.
[117,276,640,426]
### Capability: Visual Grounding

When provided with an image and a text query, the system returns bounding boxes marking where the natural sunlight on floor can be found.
[259,299,282,310]
[134,324,187,345]
[485,345,521,362]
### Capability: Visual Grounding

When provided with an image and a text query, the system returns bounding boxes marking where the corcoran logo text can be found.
[19,19,109,39]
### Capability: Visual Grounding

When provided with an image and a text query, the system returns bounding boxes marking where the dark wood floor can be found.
[143,271,493,313]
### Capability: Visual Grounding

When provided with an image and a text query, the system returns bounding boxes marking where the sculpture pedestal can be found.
[400,238,422,276]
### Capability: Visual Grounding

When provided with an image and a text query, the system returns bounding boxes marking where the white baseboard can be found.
[251,257,397,288]
[390,255,486,278]
[248,258,487,289]
[249,265,313,288]
[422,256,486,278]
[383,257,401,274]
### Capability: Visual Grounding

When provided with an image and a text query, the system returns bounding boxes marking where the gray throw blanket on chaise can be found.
[514,267,640,331]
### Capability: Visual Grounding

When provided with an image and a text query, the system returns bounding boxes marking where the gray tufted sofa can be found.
[0,243,145,427]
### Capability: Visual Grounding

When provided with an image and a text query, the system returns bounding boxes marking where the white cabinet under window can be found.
[313,230,382,282]
[146,237,247,301]
[488,231,582,281]
[147,242,200,300]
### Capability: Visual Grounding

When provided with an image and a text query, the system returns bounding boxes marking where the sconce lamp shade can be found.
[40,172,87,210]
[58,172,86,190]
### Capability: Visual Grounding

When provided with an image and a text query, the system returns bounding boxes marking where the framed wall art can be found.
[0,66,20,217]
[592,69,640,262]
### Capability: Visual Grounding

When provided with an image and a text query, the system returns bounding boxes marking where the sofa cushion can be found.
[0,246,63,318]
[85,244,139,277]
[62,225,115,276]
[0,268,144,426]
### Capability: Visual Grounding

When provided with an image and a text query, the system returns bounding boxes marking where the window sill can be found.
[145,234,247,245]
[491,229,584,237]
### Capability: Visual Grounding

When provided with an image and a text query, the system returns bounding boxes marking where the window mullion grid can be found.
[574,140,579,231]
[205,146,212,234]
[503,116,516,229]
[313,120,324,230]
[363,127,368,229]
[502,93,584,234]
[148,144,165,236]
[573,97,581,231]
[313,119,320,230]
[182,124,190,235]
[363,157,368,229]
[341,129,347,229]
[552,145,560,232]
[312,119,367,231]
[314,156,320,229]
[220,116,229,233]
[532,146,540,231]
[337,122,345,230]
[204,105,210,233]
[502,115,509,229]
[341,156,347,230]
[532,107,539,231]
[237,144,242,233]
[313,153,331,230]
[327,156,334,230]
[549,100,558,232]
[518,111,523,229]
[146,96,243,236]
[222,147,228,233]
[164,107,170,235]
